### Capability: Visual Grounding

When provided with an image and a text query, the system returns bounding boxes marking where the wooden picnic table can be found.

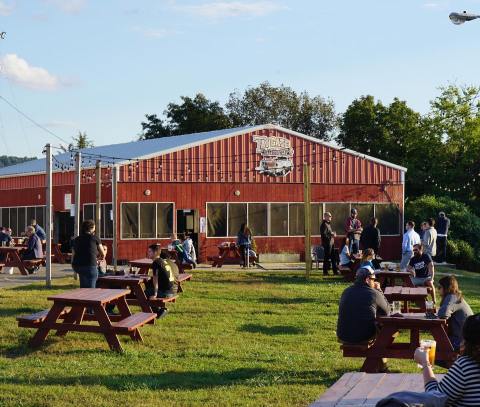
[0,246,28,275]
[17,288,156,352]
[310,372,444,407]
[207,243,257,268]
[384,286,429,313]
[97,274,153,313]
[375,271,414,288]
[343,313,456,373]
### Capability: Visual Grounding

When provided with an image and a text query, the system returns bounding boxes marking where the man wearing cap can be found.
[337,266,390,346]
[320,212,339,276]
[436,212,450,263]
[345,208,363,254]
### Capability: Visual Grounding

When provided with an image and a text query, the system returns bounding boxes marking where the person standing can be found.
[360,217,381,254]
[344,208,363,254]
[400,221,420,272]
[237,224,252,268]
[422,218,437,258]
[321,212,338,276]
[21,226,44,274]
[436,212,450,263]
[71,220,106,288]
[30,219,47,243]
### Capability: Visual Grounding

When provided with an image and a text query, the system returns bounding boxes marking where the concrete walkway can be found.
[0,264,76,289]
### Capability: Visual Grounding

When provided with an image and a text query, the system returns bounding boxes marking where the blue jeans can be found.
[74,265,98,288]
[350,239,360,255]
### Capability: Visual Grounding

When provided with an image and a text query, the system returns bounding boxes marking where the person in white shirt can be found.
[182,233,197,265]
[400,221,421,271]
[422,218,437,258]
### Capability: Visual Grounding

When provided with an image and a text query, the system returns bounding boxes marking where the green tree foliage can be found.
[226,82,338,141]
[68,132,94,151]
[140,94,231,140]
[0,155,35,168]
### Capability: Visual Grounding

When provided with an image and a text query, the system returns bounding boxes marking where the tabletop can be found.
[129,258,152,265]
[0,246,23,251]
[47,288,130,304]
[376,271,412,277]
[378,313,446,326]
[384,286,428,297]
[310,372,444,407]
[98,274,151,283]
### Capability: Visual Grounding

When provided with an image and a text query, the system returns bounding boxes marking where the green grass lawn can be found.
[0,268,478,407]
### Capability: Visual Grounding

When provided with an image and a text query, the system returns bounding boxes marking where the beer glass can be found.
[418,339,437,367]
[426,300,435,316]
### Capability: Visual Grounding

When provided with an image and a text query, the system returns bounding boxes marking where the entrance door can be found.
[176,209,199,255]
[54,212,75,253]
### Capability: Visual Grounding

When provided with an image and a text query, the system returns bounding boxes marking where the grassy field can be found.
[0,267,478,407]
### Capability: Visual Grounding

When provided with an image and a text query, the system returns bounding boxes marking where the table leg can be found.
[11,251,28,276]
[431,325,456,363]
[94,304,123,352]
[56,305,85,337]
[29,303,66,348]
[362,325,399,373]
[115,296,143,342]
[132,284,152,313]
[410,328,420,351]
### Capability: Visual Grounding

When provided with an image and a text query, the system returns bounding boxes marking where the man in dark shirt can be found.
[0,227,12,262]
[360,217,381,254]
[408,243,435,303]
[145,244,175,318]
[21,226,44,273]
[320,212,338,276]
[435,212,450,263]
[344,208,363,254]
[337,266,390,344]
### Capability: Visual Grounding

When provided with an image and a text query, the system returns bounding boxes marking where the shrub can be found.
[447,239,477,271]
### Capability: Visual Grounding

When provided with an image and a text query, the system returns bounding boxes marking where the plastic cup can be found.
[418,339,436,367]
[426,300,435,315]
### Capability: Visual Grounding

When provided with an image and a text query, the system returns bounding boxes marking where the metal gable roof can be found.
[0,123,407,177]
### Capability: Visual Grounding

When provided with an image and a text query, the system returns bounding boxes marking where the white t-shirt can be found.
[340,245,351,265]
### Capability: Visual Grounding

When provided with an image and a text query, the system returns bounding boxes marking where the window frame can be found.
[0,205,46,237]
[83,202,115,240]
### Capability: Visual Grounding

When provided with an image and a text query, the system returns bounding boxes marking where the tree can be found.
[226,82,338,141]
[140,94,231,140]
[0,155,35,168]
[68,132,94,151]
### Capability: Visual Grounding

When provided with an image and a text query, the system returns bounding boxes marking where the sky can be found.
[0,0,480,157]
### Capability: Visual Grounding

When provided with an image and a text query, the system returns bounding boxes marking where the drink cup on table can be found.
[426,300,435,316]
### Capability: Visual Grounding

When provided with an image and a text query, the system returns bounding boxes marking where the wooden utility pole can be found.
[95,160,101,238]
[73,152,81,281]
[303,162,312,278]
[112,165,118,271]
[45,144,52,287]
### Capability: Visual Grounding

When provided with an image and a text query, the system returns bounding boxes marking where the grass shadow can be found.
[239,323,306,335]
[7,283,78,292]
[0,307,40,318]
[250,274,344,285]
[258,297,317,305]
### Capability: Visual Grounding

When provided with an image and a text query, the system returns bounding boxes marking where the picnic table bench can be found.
[309,372,444,407]
[17,288,156,352]
[341,313,457,373]
[207,243,257,268]
[384,286,429,312]
[375,271,414,288]
[0,246,31,275]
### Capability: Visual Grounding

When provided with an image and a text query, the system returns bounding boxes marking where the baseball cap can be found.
[355,265,376,281]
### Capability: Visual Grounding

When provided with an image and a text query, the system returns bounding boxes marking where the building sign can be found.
[253,135,294,176]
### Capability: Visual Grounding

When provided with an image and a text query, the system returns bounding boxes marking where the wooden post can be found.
[112,165,118,271]
[95,160,101,238]
[304,162,312,278]
[45,144,52,287]
[73,152,81,281]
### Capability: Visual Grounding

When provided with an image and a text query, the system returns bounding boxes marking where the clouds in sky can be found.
[131,26,173,39]
[176,1,286,19]
[44,0,87,14]
[0,1,14,16]
[0,54,63,91]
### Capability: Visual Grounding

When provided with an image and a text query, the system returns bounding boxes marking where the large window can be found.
[324,203,350,236]
[270,203,288,236]
[0,206,46,236]
[375,204,400,235]
[248,203,268,236]
[289,203,304,236]
[311,203,323,235]
[83,203,114,239]
[228,203,247,237]
[354,203,374,227]
[120,202,174,239]
[207,203,227,237]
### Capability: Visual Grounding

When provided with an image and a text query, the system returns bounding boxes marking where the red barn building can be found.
[0,124,406,263]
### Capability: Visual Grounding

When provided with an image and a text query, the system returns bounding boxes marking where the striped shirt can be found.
[425,356,480,406]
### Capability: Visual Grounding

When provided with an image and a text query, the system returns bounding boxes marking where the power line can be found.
[0,95,70,145]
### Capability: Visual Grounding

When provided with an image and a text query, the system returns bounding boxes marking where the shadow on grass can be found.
[239,323,305,335]
[0,307,40,318]
[0,368,346,390]
[258,297,317,305]
[248,274,344,286]
[8,283,78,292]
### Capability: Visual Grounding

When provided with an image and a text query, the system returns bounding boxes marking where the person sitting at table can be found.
[337,266,390,347]
[182,233,197,266]
[437,275,473,352]
[414,313,480,406]
[72,220,105,288]
[21,226,44,274]
[171,233,196,268]
[339,237,355,270]
[145,244,175,318]
[359,248,375,268]
[407,243,436,303]
[30,219,47,243]
[0,226,12,262]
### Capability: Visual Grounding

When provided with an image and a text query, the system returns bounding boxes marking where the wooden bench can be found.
[338,265,355,282]
[23,259,44,273]
[127,295,178,310]
[340,342,372,357]
[112,312,156,333]
[17,309,69,328]
[176,272,192,293]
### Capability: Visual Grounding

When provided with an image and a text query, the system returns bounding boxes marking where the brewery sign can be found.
[252,135,294,176]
